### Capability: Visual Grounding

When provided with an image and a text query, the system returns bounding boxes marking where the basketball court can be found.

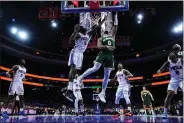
[0,1,183,123]
[1,115,183,123]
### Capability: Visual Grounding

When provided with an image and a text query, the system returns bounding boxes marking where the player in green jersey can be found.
[77,12,118,103]
[141,86,155,115]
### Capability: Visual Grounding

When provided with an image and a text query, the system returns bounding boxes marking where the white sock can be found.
[164,108,167,114]
[128,107,131,112]
[151,110,154,114]
[144,110,147,114]
[68,82,73,90]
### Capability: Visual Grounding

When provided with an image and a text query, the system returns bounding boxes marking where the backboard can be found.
[61,0,129,13]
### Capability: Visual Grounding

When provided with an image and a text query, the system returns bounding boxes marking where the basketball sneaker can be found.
[19,110,27,116]
[113,111,120,119]
[161,113,168,119]
[123,110,132,116]
[98,92,106,103]
[63,90,74,102]
[2,111,9,118]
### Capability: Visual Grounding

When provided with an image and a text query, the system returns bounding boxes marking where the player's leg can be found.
[149,105,155,115]
[68,64,77,90]
[123,86,132,116]
[115,88,123,113]
[64,50,79,102]
[73,89,79,115]
[74,99,79,116]
[162,82,177,118]
[17,85,27,116]
[143,105,147,115]
[162,90,175,117]
[179,80,183,92]
[2,95,14,118]
[77,90,85,116]
[98,60,113,103]
[63,64,77,102]
[79,99,85,116]
[11,97,16,115]
[114,88,123,118]
[77,55,103,83]
[2,83,16,118]
[77,62,101,83]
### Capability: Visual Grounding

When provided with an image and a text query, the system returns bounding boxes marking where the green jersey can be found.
[142,91,151,100]
[98,35,115,60]
[95,35,115,68]
[142,91,152,106]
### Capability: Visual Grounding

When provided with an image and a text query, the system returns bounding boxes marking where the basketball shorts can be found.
[73,89,82,100]
[8,82,24,95]
[68,49,84,70]
[116,85,130,98]
[168,78,183,94]
[143,100,152,106]
[95,54,114,69]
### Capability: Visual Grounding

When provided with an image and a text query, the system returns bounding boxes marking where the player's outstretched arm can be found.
[124,70,133,77]
[148,91,154,101]
[141,91,144,101]
[97,38,107,50]
[88,15,107,36]
[157,61,169,74]
[69,24,81,42]
[6,65,19,77]
[112,12,118,37]
[112,73,117,83]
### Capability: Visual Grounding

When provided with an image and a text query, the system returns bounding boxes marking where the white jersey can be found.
[12,65,26,84]
[74,33,90,52]
[116,69,129,88]
[168,58,183,80]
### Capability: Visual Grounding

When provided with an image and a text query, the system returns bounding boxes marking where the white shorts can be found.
[168,78,183,94]
[116,85,130,98]
[68,49,83,70]
[73,90,82,100]
[8,82,24,95]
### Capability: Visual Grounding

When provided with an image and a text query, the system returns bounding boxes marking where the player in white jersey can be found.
[73,74,85,116]
[168,44,183,60]
[2,59,27,118]
[63,17,107,102]
[112,63,133,117]
[157,52,183,119]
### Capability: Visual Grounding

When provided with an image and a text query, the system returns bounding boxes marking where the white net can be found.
[79,12,113,34]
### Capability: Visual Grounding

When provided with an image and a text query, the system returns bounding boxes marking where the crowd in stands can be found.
[0,98,183,116]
